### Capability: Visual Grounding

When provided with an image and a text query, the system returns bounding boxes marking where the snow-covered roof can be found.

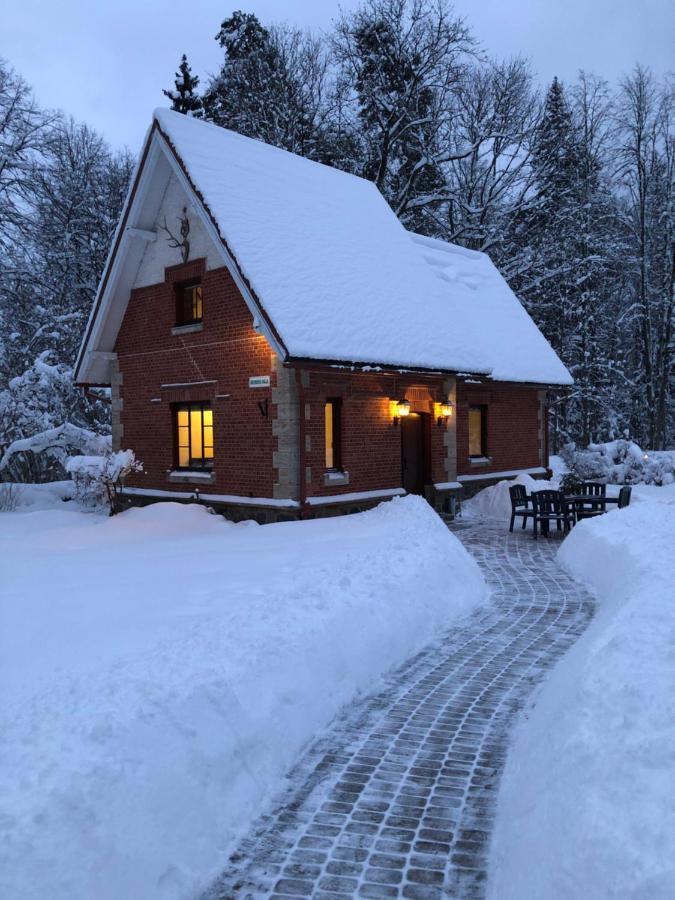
[76,109,571,386]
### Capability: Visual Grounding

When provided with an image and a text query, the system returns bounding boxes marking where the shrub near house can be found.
[75,111,572,520]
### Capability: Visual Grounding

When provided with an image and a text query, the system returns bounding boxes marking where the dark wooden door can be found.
[401,413,426,495]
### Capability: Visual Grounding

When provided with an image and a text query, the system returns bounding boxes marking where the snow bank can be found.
[462,472,558,522]
[0,495,486,900]
[0,479,75,509]
[488,492,675,899]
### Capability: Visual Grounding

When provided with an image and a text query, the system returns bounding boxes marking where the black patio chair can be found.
[509,484,535,532]
[618,485,632,508]
[532,490,574,539]
[575,481,607,521]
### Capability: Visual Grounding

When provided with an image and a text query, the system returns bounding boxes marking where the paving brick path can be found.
[206,522,594,899]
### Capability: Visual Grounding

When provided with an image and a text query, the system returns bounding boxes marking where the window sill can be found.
[172,322,203,336]
[323,470,350,487]
[167,470,215,485]
[469,456,492,467]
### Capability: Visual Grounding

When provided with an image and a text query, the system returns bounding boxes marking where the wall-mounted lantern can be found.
[435,400,454,427]
[391,398,411,425]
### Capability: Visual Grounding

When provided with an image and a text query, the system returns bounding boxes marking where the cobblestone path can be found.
[206,522,594,899]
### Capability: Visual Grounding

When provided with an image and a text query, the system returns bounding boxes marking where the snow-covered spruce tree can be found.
[509,77,622,449]
[163,54,204,117]
[202,11,346,163]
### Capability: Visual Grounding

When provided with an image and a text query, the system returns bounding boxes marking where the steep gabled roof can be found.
[75,109,571,386]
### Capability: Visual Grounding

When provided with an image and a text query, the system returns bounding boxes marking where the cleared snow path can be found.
[205,522,594,899]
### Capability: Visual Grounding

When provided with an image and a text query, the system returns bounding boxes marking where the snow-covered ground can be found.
[0,491,486,900]
[488,485,675,899]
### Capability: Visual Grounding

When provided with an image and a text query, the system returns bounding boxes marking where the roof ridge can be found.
[152,108,377,190]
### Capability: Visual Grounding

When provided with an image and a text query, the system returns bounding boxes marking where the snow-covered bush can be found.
[561,440,675,486]
[67,450,143,514]
[0,423,110,483]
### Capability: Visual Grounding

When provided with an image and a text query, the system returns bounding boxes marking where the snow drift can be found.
[0,494,486,900]
[488,491,675,899]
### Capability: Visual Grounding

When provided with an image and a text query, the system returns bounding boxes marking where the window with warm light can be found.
[468,405,487,457]
[175,280,203,326]
[325,399,342,470]
[174,403,214,469]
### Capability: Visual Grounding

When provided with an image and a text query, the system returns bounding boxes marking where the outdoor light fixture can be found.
[392,399,411,425]
[436,400,453,427]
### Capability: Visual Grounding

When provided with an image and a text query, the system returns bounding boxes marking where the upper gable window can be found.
[175,280,203,326]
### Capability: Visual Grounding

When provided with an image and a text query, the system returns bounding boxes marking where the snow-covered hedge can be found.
[0,495,486,900]
[0,422,111,483]
[562,439,675,486]
[488,490,675,899]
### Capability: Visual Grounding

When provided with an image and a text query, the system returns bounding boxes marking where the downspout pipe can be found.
[294,366,308,519]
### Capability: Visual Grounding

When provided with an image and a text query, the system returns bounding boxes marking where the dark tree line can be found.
[0,60,132,459]
[0,0,672,465]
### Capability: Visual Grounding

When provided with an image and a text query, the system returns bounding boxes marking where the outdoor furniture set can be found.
[508,482,632,539]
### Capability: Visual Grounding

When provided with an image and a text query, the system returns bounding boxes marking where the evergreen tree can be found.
[514,77,620,448]
[202,12,341,160]
[163,54,203,117]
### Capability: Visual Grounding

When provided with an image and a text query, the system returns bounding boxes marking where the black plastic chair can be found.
[532,490,574,539]
[575,481,607,520]
[618,485,632,508]
[509,484,535,532]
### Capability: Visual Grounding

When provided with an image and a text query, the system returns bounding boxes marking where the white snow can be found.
[306,486,405,505]
[122,485,300,507]
[144,110,571,384]
[457,465,548,483]
[488,488,675,899]
[411,235,572,384]
[0,494,486,900]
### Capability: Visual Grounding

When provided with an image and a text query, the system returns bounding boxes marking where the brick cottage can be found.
[74,110,571,521]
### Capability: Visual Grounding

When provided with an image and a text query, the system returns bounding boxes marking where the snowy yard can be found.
[0,491,485,900]
[488,484,675,899]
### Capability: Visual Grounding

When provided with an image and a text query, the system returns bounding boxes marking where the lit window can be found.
[325,399,342,470]
[176,281,203,325]
[469,405,487,457]
[175,404,213,469]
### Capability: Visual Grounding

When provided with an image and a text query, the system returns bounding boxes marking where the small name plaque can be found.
[249,375,271,389]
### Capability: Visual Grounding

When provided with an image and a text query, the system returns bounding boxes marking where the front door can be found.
[401,412,426,495]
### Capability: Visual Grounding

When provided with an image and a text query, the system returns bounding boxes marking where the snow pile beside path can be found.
[0,495,486,900]
[488,495,675,899]
[463,472,557,522]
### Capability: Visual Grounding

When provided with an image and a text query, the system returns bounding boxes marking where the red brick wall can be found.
[456,381,543,476]
[115,259,547,501]
[300,371,449,498]
[115,260,277,497]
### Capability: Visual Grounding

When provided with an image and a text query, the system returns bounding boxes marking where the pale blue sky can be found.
[3,0,673,151]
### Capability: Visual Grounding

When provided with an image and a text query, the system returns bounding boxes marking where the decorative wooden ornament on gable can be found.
[159,206,191,264]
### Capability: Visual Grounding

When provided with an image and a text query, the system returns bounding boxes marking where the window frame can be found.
[175,279,203,327]
[468,404,488,458]
[324,398,343,472]
[173,402,214,470]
